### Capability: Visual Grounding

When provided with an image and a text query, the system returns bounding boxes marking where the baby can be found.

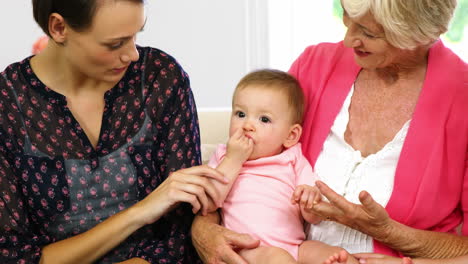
[207,69,359,263]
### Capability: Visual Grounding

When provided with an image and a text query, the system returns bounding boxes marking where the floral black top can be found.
[0,46,202,263]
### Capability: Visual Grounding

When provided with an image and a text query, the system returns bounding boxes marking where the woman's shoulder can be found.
[290,41,354,74]
[0,58,32,100]
[137,46,187,76]
[1,57,30,82]
[298,41,349,61]
[289,41,356,83]
[427,41,468,93]
[302,41,345,52]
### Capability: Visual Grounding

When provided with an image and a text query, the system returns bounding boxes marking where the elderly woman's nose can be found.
[344,30,362,48]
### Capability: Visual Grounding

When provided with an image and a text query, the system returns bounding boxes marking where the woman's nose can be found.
[343,25,362,48]
[120,39,140,63]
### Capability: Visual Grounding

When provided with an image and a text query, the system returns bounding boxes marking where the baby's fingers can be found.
[291,187,305,204]
[299,189,311,207]
[313,191,322,204]
[306,191,318,209]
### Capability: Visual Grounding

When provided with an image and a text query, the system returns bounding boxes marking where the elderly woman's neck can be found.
[374,46,430,85]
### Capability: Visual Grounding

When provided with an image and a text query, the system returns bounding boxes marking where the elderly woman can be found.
[192,0,468,263]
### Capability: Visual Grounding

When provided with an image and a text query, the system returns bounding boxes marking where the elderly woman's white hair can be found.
[342,0,457,49]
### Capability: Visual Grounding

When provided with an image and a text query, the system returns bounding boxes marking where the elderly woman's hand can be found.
[353,253,413,264]
[192,212,260,264]
[311,181,395,242]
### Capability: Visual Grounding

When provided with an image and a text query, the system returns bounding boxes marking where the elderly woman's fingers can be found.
[221,232,260,264]
[306,199,338,220]
[315,181,353,210]
[315,180,342,204]
[357,257,411,264]
[353,253,387,259]
[359,190,384,214]
[192,215,259,264]
[357,190,393,234]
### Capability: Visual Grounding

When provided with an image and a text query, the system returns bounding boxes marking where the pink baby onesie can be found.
[208,143,318,259]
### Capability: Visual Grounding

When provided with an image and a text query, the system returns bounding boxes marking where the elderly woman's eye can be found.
[363,31,376,39]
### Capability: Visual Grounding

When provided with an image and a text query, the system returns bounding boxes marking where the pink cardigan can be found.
[289,41,468,256]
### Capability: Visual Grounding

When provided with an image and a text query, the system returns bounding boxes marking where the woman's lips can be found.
[112,66,128,74]
[354,49,371,57]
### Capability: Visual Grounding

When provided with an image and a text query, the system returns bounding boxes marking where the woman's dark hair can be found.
[32,0,144,37]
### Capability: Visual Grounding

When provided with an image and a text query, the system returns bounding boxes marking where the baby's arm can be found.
[206,128,253,212]
[292,184,324,224]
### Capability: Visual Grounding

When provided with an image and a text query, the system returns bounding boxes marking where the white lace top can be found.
[308,85,410,253]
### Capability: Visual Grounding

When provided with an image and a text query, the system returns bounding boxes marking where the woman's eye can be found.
[260,116,270,123]
[363,31,376,39]
[236,111,245,118]
[108,41,124,50]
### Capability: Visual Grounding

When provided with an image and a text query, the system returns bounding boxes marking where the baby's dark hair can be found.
[32,0,144,37]
[234,69,305,124]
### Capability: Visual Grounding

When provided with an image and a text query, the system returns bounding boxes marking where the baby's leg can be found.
[298,240,359,264]
[239,246,297,264]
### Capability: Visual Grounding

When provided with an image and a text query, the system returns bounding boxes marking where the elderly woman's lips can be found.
[354,49,371,57]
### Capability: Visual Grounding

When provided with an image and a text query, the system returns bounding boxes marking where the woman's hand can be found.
[117,258,151,264]
[353,253,413,264]
[132,165,229,225]
[192,213,260,264]
[310,181,394,242]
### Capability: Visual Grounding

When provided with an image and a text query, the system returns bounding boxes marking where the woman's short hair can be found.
[234,69,305,125]
[342,0,457,49]
[32,0,144,37]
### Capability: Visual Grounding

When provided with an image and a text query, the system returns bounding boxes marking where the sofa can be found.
[198,110,231,164]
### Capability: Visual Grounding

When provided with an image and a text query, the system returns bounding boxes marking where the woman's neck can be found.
[374,46,430,85]
[30,42,111,97]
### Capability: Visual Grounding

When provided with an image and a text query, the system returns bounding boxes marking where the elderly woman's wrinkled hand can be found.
[353,253,413,264]
[310,181,394,241]
[192,214,260,264]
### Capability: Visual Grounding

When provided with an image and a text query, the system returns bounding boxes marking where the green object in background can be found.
[332,0,467,43]
[446,0,468,43]
[333,0,343,20]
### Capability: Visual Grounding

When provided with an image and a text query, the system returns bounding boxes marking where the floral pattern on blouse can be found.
[0,46,202,263]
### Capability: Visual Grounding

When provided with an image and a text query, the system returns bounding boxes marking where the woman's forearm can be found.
[381,219,468,258]
[40,206,144,264]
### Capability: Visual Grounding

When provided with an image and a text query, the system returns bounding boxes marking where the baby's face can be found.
[229,85,295,160]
